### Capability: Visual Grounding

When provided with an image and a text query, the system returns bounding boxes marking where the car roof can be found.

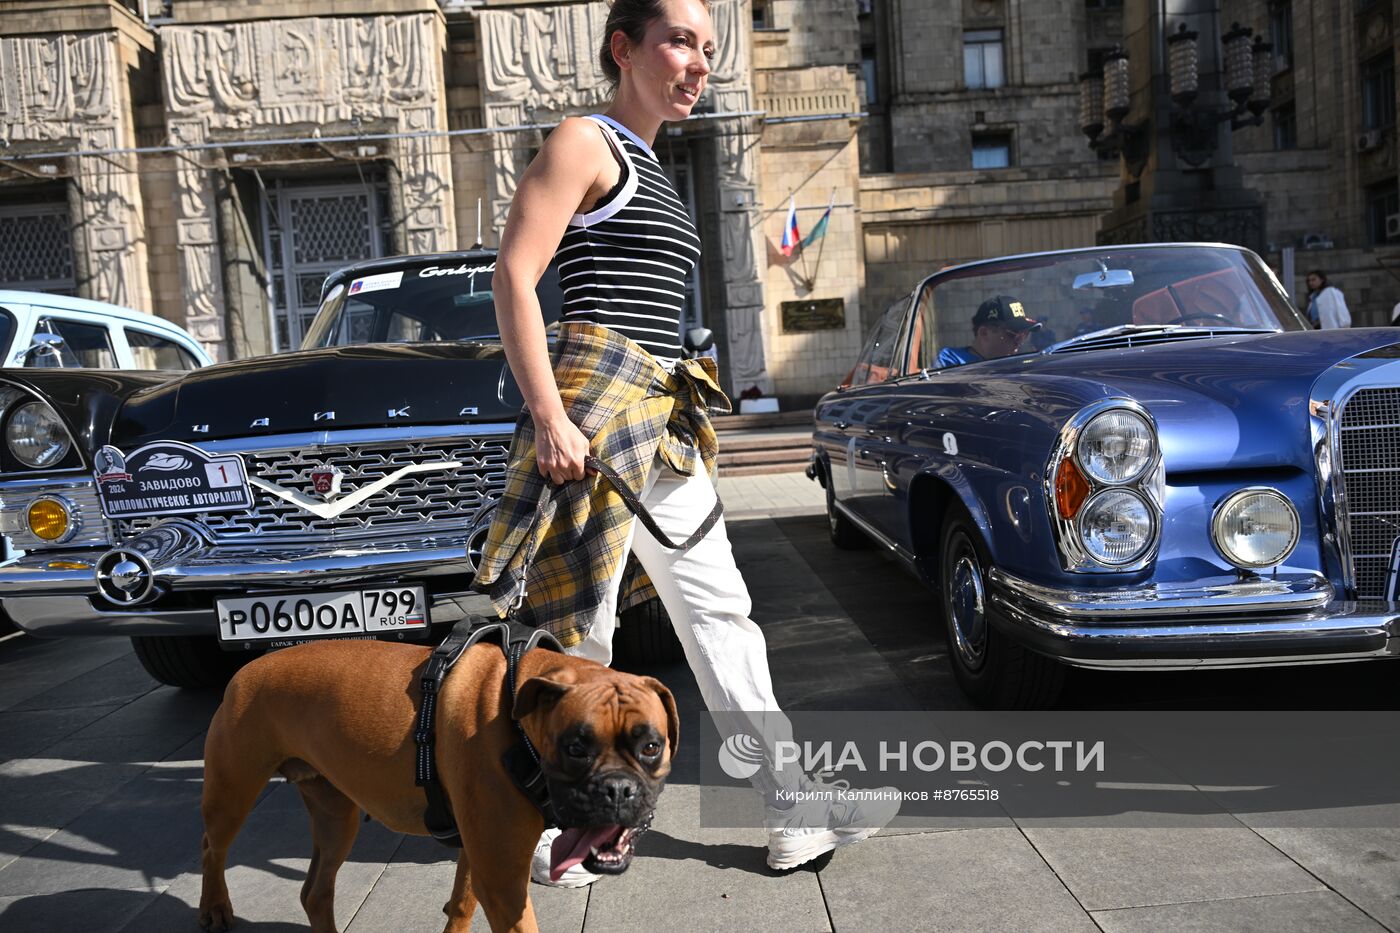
[321,250,500,292]
[0,290,190,333]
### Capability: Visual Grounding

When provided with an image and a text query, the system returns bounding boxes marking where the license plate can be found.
[216,586,429,647]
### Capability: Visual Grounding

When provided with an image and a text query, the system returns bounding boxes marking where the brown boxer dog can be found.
[197,637,677,933]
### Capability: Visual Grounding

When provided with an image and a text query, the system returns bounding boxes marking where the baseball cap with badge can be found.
[972,295,1041,332]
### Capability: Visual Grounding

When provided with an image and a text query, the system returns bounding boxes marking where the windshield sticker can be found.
[348,271,403,295]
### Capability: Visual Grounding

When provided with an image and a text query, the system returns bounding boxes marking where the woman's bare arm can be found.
[494,118,615,484]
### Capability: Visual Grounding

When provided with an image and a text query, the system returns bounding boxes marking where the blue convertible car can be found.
[810,243,1400,707]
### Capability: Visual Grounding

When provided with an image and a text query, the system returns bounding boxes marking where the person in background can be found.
[1302,270,1351,329]
[1073,306,1097,337]
[1390,300,1400,326]
[936,295,1041,368]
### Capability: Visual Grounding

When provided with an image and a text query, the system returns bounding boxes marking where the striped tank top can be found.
[557,114,700,365]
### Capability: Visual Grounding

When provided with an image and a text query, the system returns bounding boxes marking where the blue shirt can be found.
[937,345,983,368]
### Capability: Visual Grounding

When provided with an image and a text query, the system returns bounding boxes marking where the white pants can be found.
[566,453,800,798]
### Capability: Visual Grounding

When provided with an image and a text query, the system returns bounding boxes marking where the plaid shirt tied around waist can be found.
[473,321,731,648]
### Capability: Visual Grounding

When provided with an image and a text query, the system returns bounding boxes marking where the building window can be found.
[972,133,1012,169]
[1273,102,1297,150]
[964,30,1005,90]
[1362,53,1395,130]
[861,48,879,104]
[1365,178,1399,245]
[1269,1,1293,72]
[1085,0,1123,9]
[752,0,773,29]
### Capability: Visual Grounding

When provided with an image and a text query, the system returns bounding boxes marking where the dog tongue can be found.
[550,826,620,881]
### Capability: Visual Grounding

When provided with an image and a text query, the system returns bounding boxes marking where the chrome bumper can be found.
[0,531,481,638]
[991,563,1394,664]
[988,569,1400,670]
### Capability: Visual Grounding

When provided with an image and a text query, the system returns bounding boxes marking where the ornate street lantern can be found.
[1249,35,1274,117]
[1104,49,1131,123]
[1166,24,1200,105]
[1079,70,1105,139]
[1222,23,1255,104]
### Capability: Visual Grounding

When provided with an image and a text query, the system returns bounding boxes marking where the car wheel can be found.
[612,597,685,665]
[130,635,262,690]
[826,479,868,550]
[938,503,1065,709]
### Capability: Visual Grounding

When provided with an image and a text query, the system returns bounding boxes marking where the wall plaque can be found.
[781,298,846,333]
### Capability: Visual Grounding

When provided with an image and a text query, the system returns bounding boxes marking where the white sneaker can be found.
[530,827,601,888]
[765,778,901,871]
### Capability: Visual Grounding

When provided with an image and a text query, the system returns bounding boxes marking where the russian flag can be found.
[780,196,801,256]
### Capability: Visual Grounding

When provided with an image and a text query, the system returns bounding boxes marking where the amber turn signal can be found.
[1055,458,1091,520]
[26,498,70,541]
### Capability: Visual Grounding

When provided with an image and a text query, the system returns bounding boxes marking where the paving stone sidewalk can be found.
[1,505,1397,932]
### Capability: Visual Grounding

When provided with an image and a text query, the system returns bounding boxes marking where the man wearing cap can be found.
[936,295,1041,368]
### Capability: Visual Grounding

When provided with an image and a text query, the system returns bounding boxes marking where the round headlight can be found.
[1212,489,1299,569]
[6,401,72,469]
[26,497,72,542]
[1077,409,1155,485]
[1077,489,1155,565]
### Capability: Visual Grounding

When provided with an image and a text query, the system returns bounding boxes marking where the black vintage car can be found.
[0,251,679,686]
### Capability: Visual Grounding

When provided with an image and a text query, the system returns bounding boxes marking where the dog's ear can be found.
[513,676,572,721]
[638,676,679,756]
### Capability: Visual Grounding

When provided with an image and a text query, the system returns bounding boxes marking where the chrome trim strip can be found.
[988,567,1333,618]
[0,537,475,597]
[989,594,1398,670]
[831,496,903,555]
[193,422,517,455]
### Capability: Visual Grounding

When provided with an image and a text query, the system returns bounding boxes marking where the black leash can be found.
[507,453,723,615]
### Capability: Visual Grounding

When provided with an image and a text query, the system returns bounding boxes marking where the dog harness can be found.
[413,618,564,848]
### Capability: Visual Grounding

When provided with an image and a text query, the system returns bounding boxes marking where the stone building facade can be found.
[1227,0,1400,324]
[3,1,1397,407]
[853,0,1121,332]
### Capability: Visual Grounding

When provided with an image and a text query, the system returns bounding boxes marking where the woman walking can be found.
[476,0,898,888]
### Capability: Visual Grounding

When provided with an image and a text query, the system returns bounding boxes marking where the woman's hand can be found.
[535,412,592,485]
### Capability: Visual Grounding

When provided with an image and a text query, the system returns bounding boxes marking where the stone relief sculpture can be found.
[160,13,456,353]
[707,0,771,395]
[478,5,612,231]
[0,34,148,311]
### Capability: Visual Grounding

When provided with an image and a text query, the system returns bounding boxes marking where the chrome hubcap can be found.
[947,546,987,670]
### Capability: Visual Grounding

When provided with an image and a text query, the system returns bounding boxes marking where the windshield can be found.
[913,246,1308,370]
[301,259,565,349]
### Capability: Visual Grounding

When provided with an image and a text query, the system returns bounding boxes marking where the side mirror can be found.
[684,327,715,354]
[14,332,66,365]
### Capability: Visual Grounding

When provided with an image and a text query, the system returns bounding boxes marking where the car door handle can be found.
[834,421,849,430]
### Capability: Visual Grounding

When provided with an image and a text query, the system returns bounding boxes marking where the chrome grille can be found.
[1337,386,1400,598]
[118,435,511,544]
